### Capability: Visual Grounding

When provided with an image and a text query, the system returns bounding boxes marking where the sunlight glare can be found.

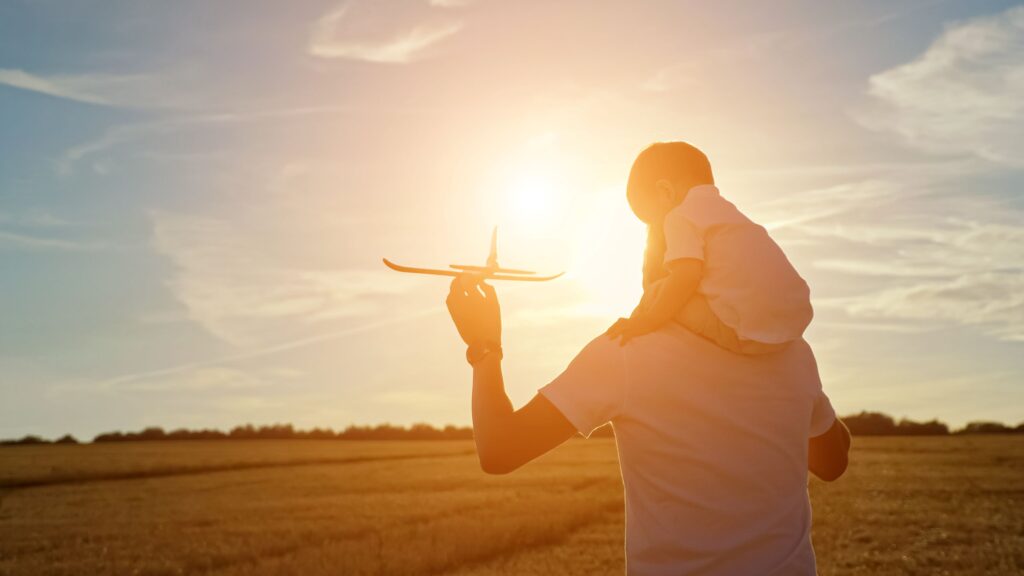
[568,186,647,318]
[504,169,560,232]
[490,137,646,319]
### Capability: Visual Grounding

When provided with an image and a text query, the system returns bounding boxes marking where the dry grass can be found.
[810,436,1024,576]
[0,436,1021,575]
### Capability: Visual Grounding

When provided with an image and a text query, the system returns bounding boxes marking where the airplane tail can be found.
[486,226,498,269]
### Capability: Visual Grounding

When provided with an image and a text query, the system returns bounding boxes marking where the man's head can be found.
[626,141,714,224]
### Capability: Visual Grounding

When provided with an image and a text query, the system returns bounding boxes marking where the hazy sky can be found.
[2,0,1023,439]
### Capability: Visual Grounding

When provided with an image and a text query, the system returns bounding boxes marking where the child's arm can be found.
[634,258,703,329]
[629,284,660,319]
[609,258,702,345]
[605,291,654,338]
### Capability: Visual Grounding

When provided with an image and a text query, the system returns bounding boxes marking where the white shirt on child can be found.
[540,325,836,576]
[663,184,813,345]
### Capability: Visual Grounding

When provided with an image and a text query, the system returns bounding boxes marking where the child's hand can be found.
[605,318,631,339]
[605,317,656,346]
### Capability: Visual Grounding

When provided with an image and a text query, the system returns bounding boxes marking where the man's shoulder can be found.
[627,326,820,382]
[569,333,628,372]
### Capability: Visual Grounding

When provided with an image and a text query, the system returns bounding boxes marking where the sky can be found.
[1,0,1023,439]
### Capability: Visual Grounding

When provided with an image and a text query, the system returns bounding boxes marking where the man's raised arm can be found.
[470,355,577,474]
[447,277,577,475]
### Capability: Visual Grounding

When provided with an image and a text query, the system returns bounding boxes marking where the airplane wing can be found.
[490,271,563,282]
[383,259,462,277]
[383,259,562,282]
[449,264,536,275]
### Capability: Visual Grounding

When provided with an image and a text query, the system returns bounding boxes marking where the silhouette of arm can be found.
[446,276,577,475]
[640,258,702,326]
[808,417,851,481]
[609,258,702,344]
[471,355,577,474]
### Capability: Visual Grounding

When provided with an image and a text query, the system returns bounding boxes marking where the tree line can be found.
[840,411,1024,436]
[1,423,473,445]
[3,412,1023,445]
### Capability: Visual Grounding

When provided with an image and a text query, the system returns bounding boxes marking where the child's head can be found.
[628,141,714,288]
[626,141,714,224]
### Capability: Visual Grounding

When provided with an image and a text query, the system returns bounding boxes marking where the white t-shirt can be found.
[540,325,836,576]
[664,185,813,345]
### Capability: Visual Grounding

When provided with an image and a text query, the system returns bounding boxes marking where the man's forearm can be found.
[471,354,512,468]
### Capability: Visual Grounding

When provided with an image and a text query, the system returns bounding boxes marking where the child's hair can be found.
[626,142,714,288]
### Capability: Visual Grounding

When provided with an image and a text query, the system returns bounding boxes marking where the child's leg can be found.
[675,295,789,354]
[675,294,744,352]
[737,338,789,354]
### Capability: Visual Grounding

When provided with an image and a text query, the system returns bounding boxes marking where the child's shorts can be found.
[674,294,790,355]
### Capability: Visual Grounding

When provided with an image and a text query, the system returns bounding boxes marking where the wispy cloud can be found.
[56,106,351,174]
[811,259,955,278]
[0,68,194,109]
[371,389,456,409]
[152,210,421,347]
[0,210,76,228]
[836,271,1024,342]
[794,189,1024,342]
[114,366,279,393]
[429,0,475,6]
[859,5,1024,165]
[813,320,936,334]
[746,156,1024,342]
[0,230,107,252]
[641,3,933,93]
[750,180,904,232]
[0,68,119,106]
[308,1,464,63]
[73,308,441,392]
[0,211,109,252]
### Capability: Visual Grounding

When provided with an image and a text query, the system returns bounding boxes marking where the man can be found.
[446,275,849,575]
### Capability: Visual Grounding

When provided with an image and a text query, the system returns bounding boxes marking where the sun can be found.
[505,170,558,231]
[493,155,646,318]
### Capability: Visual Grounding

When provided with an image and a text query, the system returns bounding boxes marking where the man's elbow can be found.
[478,452,519,475]
[474,423,528,475]
[810,419,852,482]
[813,451,849,482]
[814,459,848,482]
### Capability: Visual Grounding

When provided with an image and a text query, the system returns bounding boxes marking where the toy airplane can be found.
[383,227,564,282]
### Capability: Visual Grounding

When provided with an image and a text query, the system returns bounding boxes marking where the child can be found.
[607,142,813,354]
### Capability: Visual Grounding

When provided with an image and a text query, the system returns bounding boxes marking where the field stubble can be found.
[0,436,1021,575]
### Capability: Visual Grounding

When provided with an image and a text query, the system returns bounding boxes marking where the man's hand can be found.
[447,274,575,475]
[446,275,502,346]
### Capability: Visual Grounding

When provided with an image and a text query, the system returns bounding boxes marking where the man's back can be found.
[541,324,835,575]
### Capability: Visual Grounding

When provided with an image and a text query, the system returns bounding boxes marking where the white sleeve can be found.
[809,389,837,438]
[663,207,704,264]
[539,335,627,438]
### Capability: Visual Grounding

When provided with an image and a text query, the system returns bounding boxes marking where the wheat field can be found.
[1,436,1022,575]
